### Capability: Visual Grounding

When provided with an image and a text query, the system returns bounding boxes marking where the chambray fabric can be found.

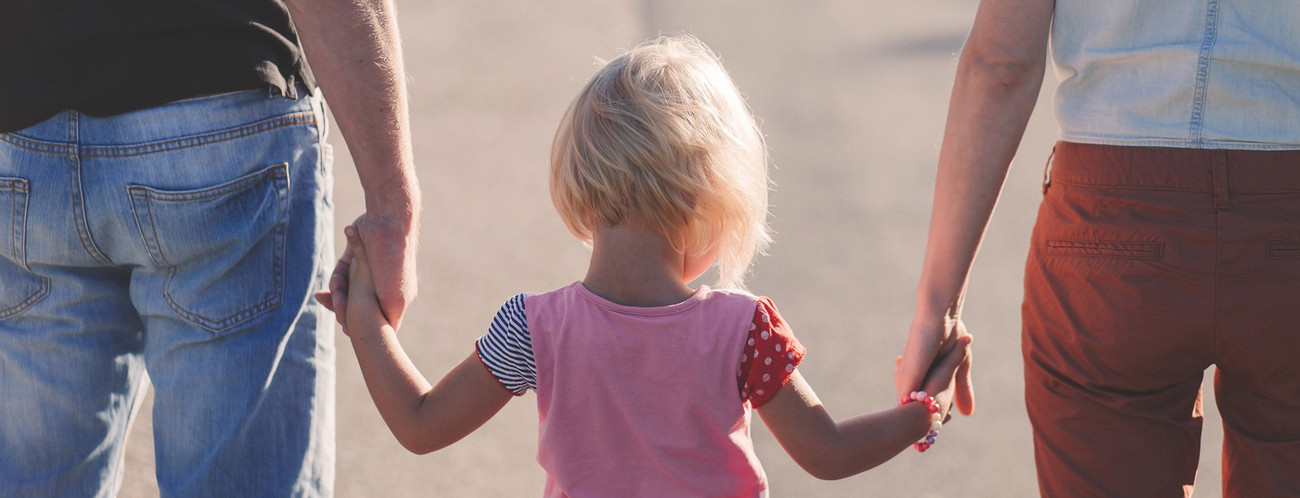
[0,87,335,497]
[1052,0,1300,150]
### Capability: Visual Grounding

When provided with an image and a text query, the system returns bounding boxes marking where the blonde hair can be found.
[550,35,770,289]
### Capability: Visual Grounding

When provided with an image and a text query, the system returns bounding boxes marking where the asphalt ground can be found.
[120,1,1227,496]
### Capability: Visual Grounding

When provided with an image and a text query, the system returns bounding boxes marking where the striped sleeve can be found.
[474,294,536,396]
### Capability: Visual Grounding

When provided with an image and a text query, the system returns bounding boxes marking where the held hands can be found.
[336,225,392,336]
[898,333,973,421]
[896,313,975,417]
[315,212,418,329]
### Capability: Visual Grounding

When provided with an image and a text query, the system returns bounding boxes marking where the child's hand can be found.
[899,333,972,420]
[343,225,392,336]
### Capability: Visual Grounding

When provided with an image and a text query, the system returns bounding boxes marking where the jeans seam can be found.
[126,164,288,202]
[0,113,314,157]
[82,113,315,158]
[0,133,77,154]
[64,114,114,267]
[1189,0,1220,144]
[8,184,13,262]
[0,178,47,318]
[130,190,170,267]
[70,155,112,266]
[0,277,50,319]
[160,266,285,331]
[3,180,23,263]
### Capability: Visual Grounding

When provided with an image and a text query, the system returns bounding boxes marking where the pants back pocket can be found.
[128,164,290,333]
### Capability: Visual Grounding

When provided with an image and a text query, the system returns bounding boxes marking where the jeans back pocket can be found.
[128,164,290,333]
[0,177,48,318]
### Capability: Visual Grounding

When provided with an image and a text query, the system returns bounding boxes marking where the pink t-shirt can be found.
[475,283,805,497]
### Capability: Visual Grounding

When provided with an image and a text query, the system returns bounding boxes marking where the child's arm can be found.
[343,226,513,454]
[756,335,971,480]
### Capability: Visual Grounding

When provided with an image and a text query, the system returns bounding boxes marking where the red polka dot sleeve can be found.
[738,297,806,408]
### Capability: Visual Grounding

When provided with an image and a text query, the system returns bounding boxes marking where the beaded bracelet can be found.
[899,391,943,452]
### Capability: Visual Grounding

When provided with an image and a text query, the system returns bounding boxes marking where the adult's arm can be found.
[895,0,1054,415]
[288,0,422,327]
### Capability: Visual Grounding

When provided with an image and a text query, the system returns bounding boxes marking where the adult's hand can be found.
[895,0,1053,417]
[289,0,422,327]
[897,313,974,416]
[316,212,417,329]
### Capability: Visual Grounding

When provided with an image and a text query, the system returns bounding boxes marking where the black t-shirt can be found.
[0,0,316,133]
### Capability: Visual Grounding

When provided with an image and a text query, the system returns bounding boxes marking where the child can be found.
[336,35,971,496]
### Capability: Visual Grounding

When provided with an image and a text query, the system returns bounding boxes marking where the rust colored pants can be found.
[1022,141,1300,498]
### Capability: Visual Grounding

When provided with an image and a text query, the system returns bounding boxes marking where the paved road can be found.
[121,1,1226,496]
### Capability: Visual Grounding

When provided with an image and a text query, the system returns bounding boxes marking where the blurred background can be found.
[121,1,1227,496]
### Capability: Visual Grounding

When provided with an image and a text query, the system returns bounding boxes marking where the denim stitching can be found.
[126,164,288,202]
[0,113,313,157]
[0,133,77,155]
[65,116,114,267]
[143,195,170,267]
[1189,0,1220,144]
[160,266,285,331]
[126,189,169,268]
[140,164,290,332]
[2,180,23,261]
[7,183,13,260]
[0,277,49,319]
[82,114,315,158]
[0,178,46,315]
[14,180,26,270]
[274,171,289,312]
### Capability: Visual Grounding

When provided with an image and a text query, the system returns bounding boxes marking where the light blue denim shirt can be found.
[1052,1,1300,150]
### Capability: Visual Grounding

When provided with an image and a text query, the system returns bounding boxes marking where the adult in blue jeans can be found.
[0,1,420,496]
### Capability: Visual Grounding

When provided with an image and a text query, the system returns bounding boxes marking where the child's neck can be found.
[583,221,696,308]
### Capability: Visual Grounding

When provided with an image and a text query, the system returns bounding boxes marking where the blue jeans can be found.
[0,88,335,497]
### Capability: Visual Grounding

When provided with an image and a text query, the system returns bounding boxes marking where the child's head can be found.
[550,35,770,289]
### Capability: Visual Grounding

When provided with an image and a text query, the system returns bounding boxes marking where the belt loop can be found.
[1042,144,1057,195]
[1212,150,1229,210]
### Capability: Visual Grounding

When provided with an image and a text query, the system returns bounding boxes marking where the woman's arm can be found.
[344,227,512,454]
[759,336,971,480]
[895,0,1055,415]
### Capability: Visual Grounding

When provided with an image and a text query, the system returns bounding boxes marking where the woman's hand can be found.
[897,313,974,416]
[906,331,973,419]
[894,0,1054,418]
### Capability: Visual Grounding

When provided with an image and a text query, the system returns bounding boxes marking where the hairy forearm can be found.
[914,43,1045,318]
[349,326,435,453]
[287,0,421,222]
